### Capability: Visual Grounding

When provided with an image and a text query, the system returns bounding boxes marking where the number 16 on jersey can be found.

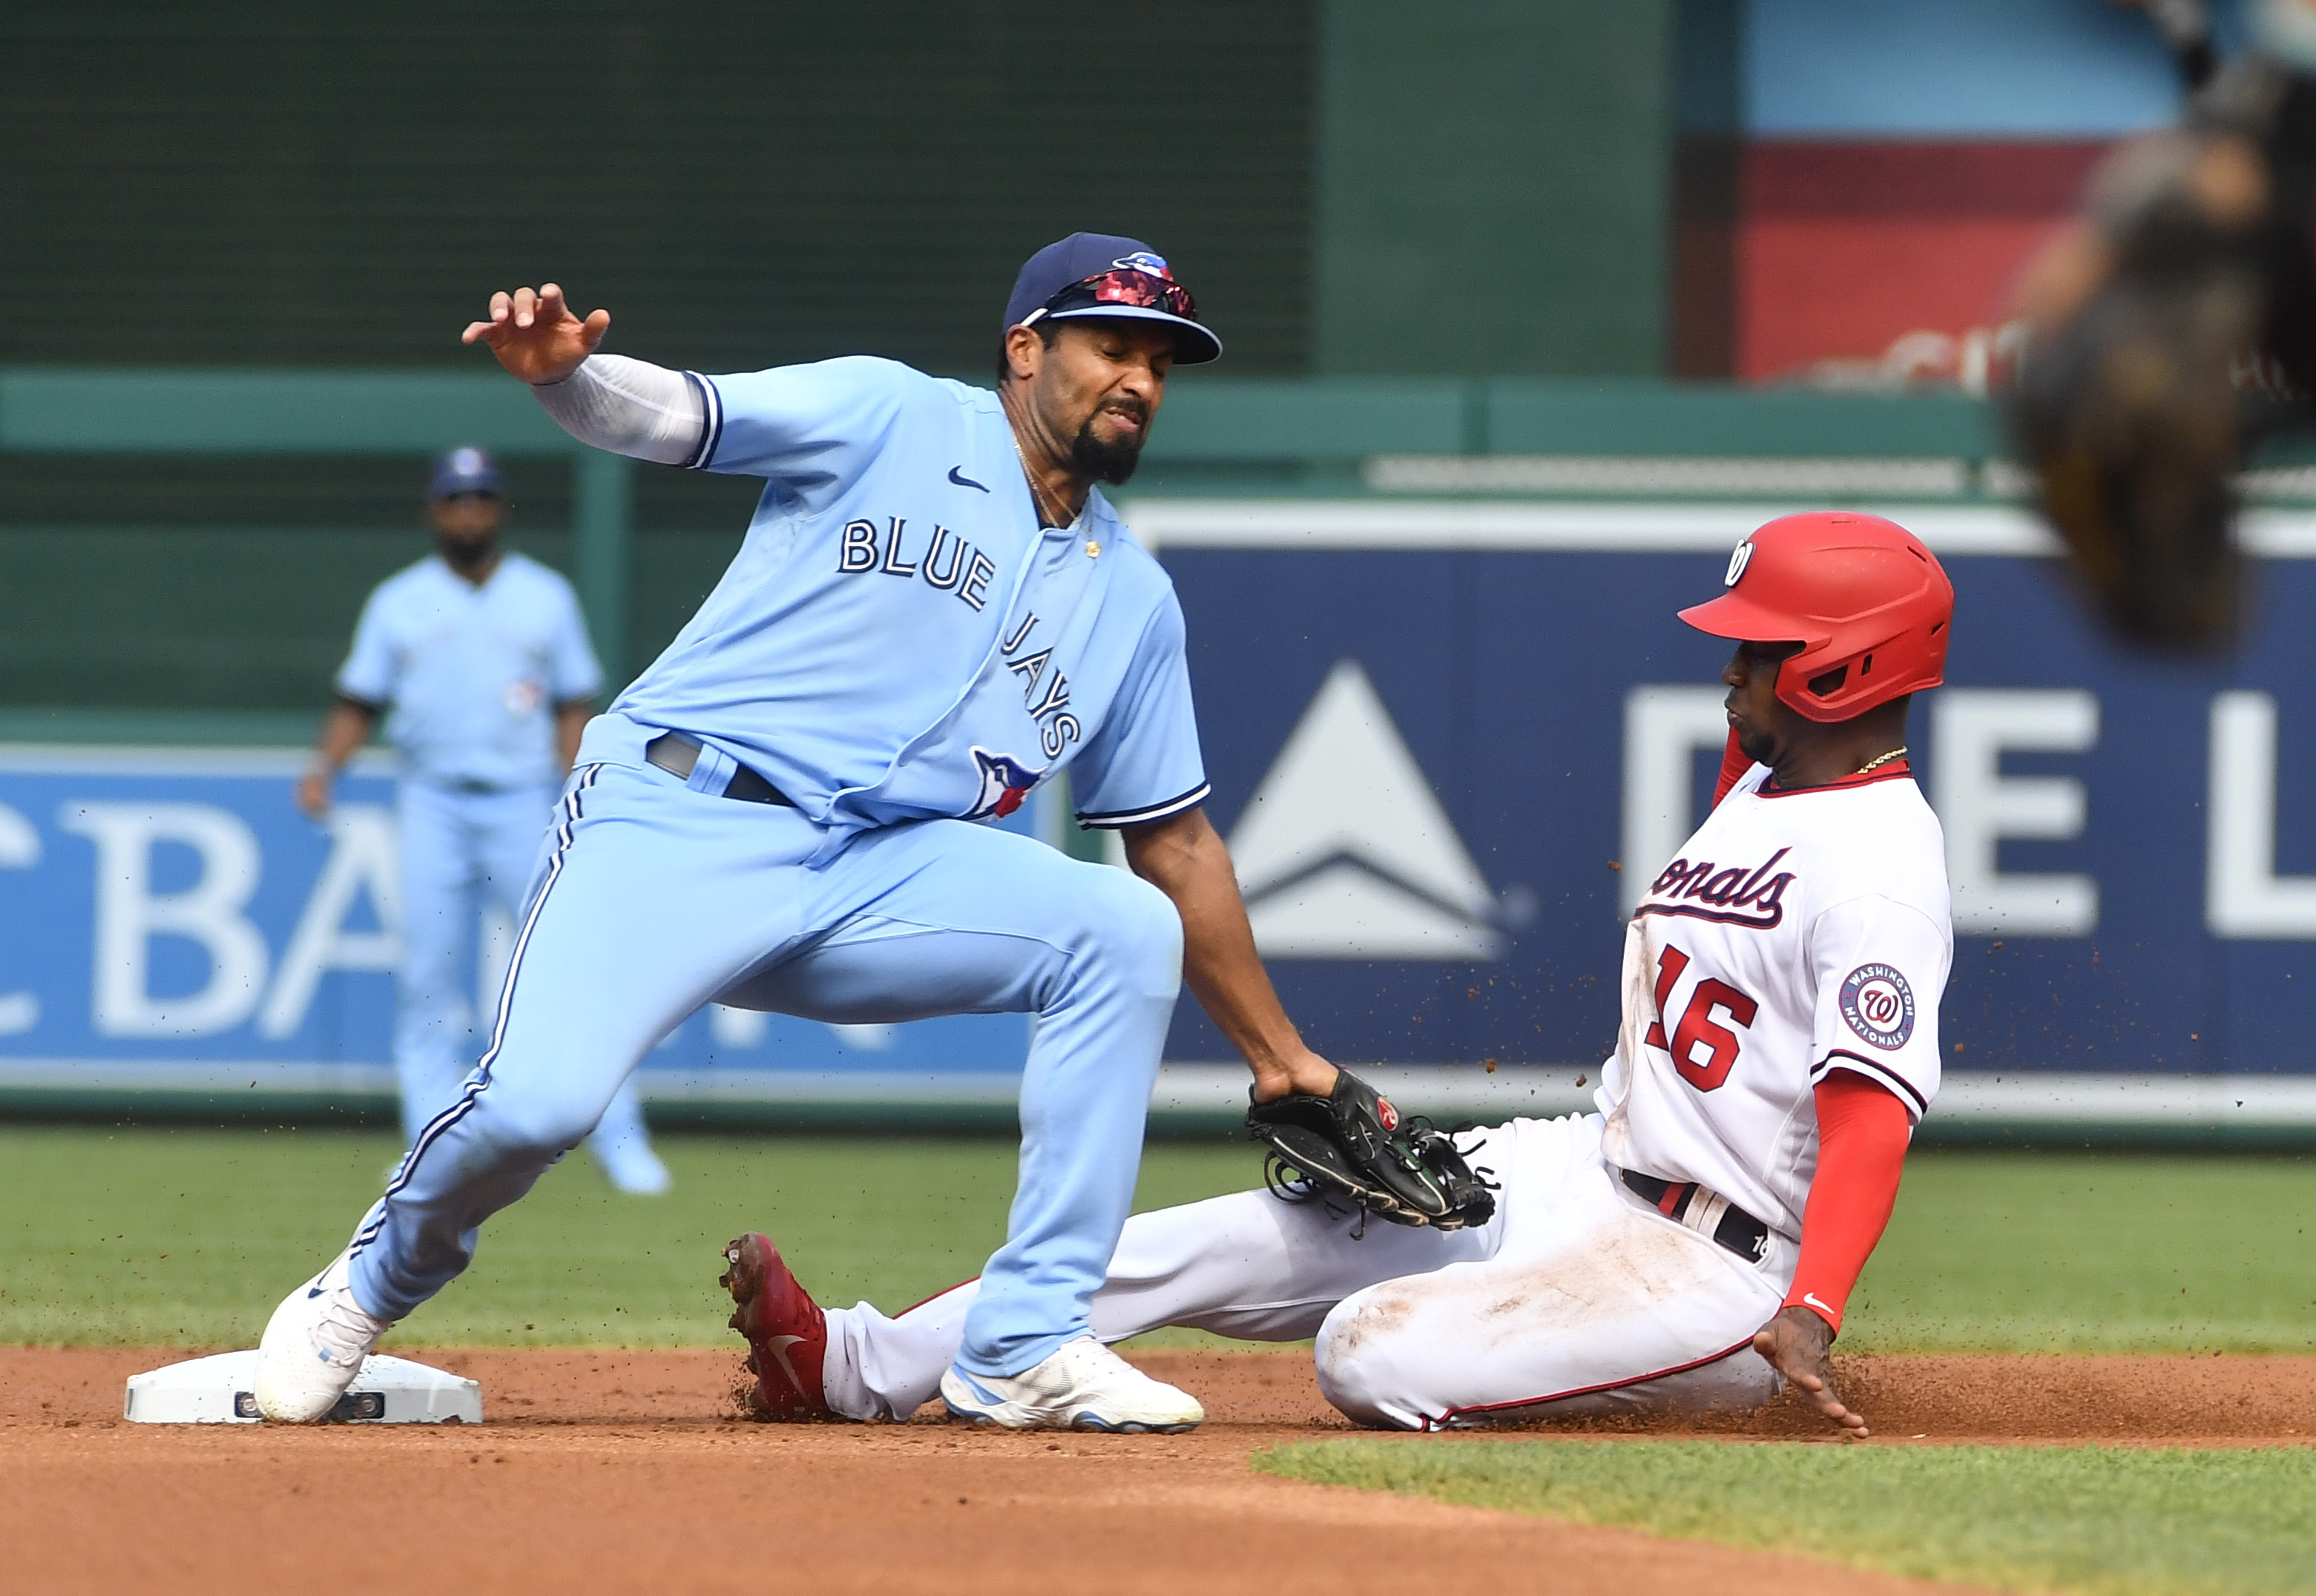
[1643,945,1758,1092]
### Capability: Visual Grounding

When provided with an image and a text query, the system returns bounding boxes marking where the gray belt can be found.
[644,733,795,807]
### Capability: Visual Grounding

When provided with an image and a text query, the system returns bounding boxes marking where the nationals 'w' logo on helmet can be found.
[1680,512,1954,724]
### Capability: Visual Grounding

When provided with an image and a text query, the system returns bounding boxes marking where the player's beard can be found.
[433,527,501,581]
[1070,403,1149,486]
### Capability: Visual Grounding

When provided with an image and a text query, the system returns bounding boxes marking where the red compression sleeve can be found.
[1711,728,1752,808]
[1783,1071,1912,1334]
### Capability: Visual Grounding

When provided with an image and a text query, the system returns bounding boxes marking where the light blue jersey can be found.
[611,357,1207,833]
[338,355,1215,1383]
[338,552,602,792]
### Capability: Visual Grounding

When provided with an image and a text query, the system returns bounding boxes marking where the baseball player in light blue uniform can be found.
[260,235,1340,1432]
[297,448,668,1194]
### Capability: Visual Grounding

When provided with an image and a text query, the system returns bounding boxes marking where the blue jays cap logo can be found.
[1113,251,1172,277]
[430,444,501,498]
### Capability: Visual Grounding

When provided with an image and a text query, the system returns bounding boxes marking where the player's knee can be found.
[1070,867,1183,992]
[1312,1296,1426,1431]
[470,1086,611,1160]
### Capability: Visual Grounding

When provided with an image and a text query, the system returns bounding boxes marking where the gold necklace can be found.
[1010,432,1100,557]
[1853,745,1907,776]
[1013,439,1065,525]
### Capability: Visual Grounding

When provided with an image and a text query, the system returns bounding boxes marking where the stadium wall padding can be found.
[4,500,2316,1135]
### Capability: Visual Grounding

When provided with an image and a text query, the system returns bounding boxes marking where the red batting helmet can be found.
[1678,512,1954,722]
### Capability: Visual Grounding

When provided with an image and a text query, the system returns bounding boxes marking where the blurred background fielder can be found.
[296,446,669,1195]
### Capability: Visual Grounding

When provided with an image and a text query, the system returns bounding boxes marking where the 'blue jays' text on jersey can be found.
[338,552,604,791]
[608,357,1208,834]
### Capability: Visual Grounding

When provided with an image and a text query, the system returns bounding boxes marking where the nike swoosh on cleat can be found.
[307,1287,326,1299]
[948,466,989,492]
[762,1333,809,1396]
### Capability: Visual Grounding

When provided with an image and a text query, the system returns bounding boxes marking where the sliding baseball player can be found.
[727,511,1953,1434]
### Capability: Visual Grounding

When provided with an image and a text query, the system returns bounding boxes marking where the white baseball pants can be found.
[822,1112,1792,1430]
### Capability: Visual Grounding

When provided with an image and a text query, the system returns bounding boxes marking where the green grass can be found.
[1256,1440,2316,1596]
[1844,1152,2316,1353]
[3,1129,2313,1351]
[0,1126,1259,1348]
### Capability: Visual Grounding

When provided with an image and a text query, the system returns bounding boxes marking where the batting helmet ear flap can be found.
[1678,513,1954,724]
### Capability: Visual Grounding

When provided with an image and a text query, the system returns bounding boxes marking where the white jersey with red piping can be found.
[1596,759,1953,1239]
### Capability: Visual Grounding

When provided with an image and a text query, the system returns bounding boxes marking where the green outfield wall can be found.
[0,366,2006,710]
[7,1,1715,382]
[1314,1,1682,377]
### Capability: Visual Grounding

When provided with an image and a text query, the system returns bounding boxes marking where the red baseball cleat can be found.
[720,1232,832,1421]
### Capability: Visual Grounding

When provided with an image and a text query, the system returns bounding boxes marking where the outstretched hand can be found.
[461,283,610,385]
[1754,1305,1868,1438]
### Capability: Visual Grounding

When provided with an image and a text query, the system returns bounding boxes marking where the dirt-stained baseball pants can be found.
[821,1112,1792,1430]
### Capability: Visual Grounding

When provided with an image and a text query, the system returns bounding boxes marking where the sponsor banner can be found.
[0,748,1031,1097]
[9,499,2315,1118]
[1142,500,2316,1080]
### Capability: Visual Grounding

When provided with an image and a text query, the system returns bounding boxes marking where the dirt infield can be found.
[4,1348,2312,1595]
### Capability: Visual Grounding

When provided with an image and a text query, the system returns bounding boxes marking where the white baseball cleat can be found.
[939,1337,1205,1433]
[253,1248,394,1422]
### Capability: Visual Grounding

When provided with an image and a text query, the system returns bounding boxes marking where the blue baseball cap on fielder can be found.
[429,446,502,500]
[1002,233,1222,365]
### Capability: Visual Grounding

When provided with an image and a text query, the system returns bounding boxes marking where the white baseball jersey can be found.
[1597,759,1952,1238]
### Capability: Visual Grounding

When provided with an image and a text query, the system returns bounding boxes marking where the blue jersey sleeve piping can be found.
[680,372,724,470]
[1077,779,1211,830]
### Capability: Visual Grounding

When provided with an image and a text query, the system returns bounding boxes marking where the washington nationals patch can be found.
[1839,963,1915,1050]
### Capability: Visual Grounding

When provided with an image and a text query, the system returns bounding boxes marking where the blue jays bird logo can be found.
[965,748,1041,821]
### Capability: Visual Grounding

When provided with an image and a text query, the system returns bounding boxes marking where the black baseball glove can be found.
[2004,57,2316,650]
[2005,127,2263,648]
[1246,1068,1496,1233]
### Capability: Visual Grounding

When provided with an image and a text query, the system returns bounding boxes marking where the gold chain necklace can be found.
[1012,436,1066,526]
[1853,745,1907,776]
[1010,432,1101,557]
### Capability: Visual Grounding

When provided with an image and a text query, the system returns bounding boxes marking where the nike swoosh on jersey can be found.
[1803,1293,1835,1316]
[762,1333,809,1395]
[948,466,989,492]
